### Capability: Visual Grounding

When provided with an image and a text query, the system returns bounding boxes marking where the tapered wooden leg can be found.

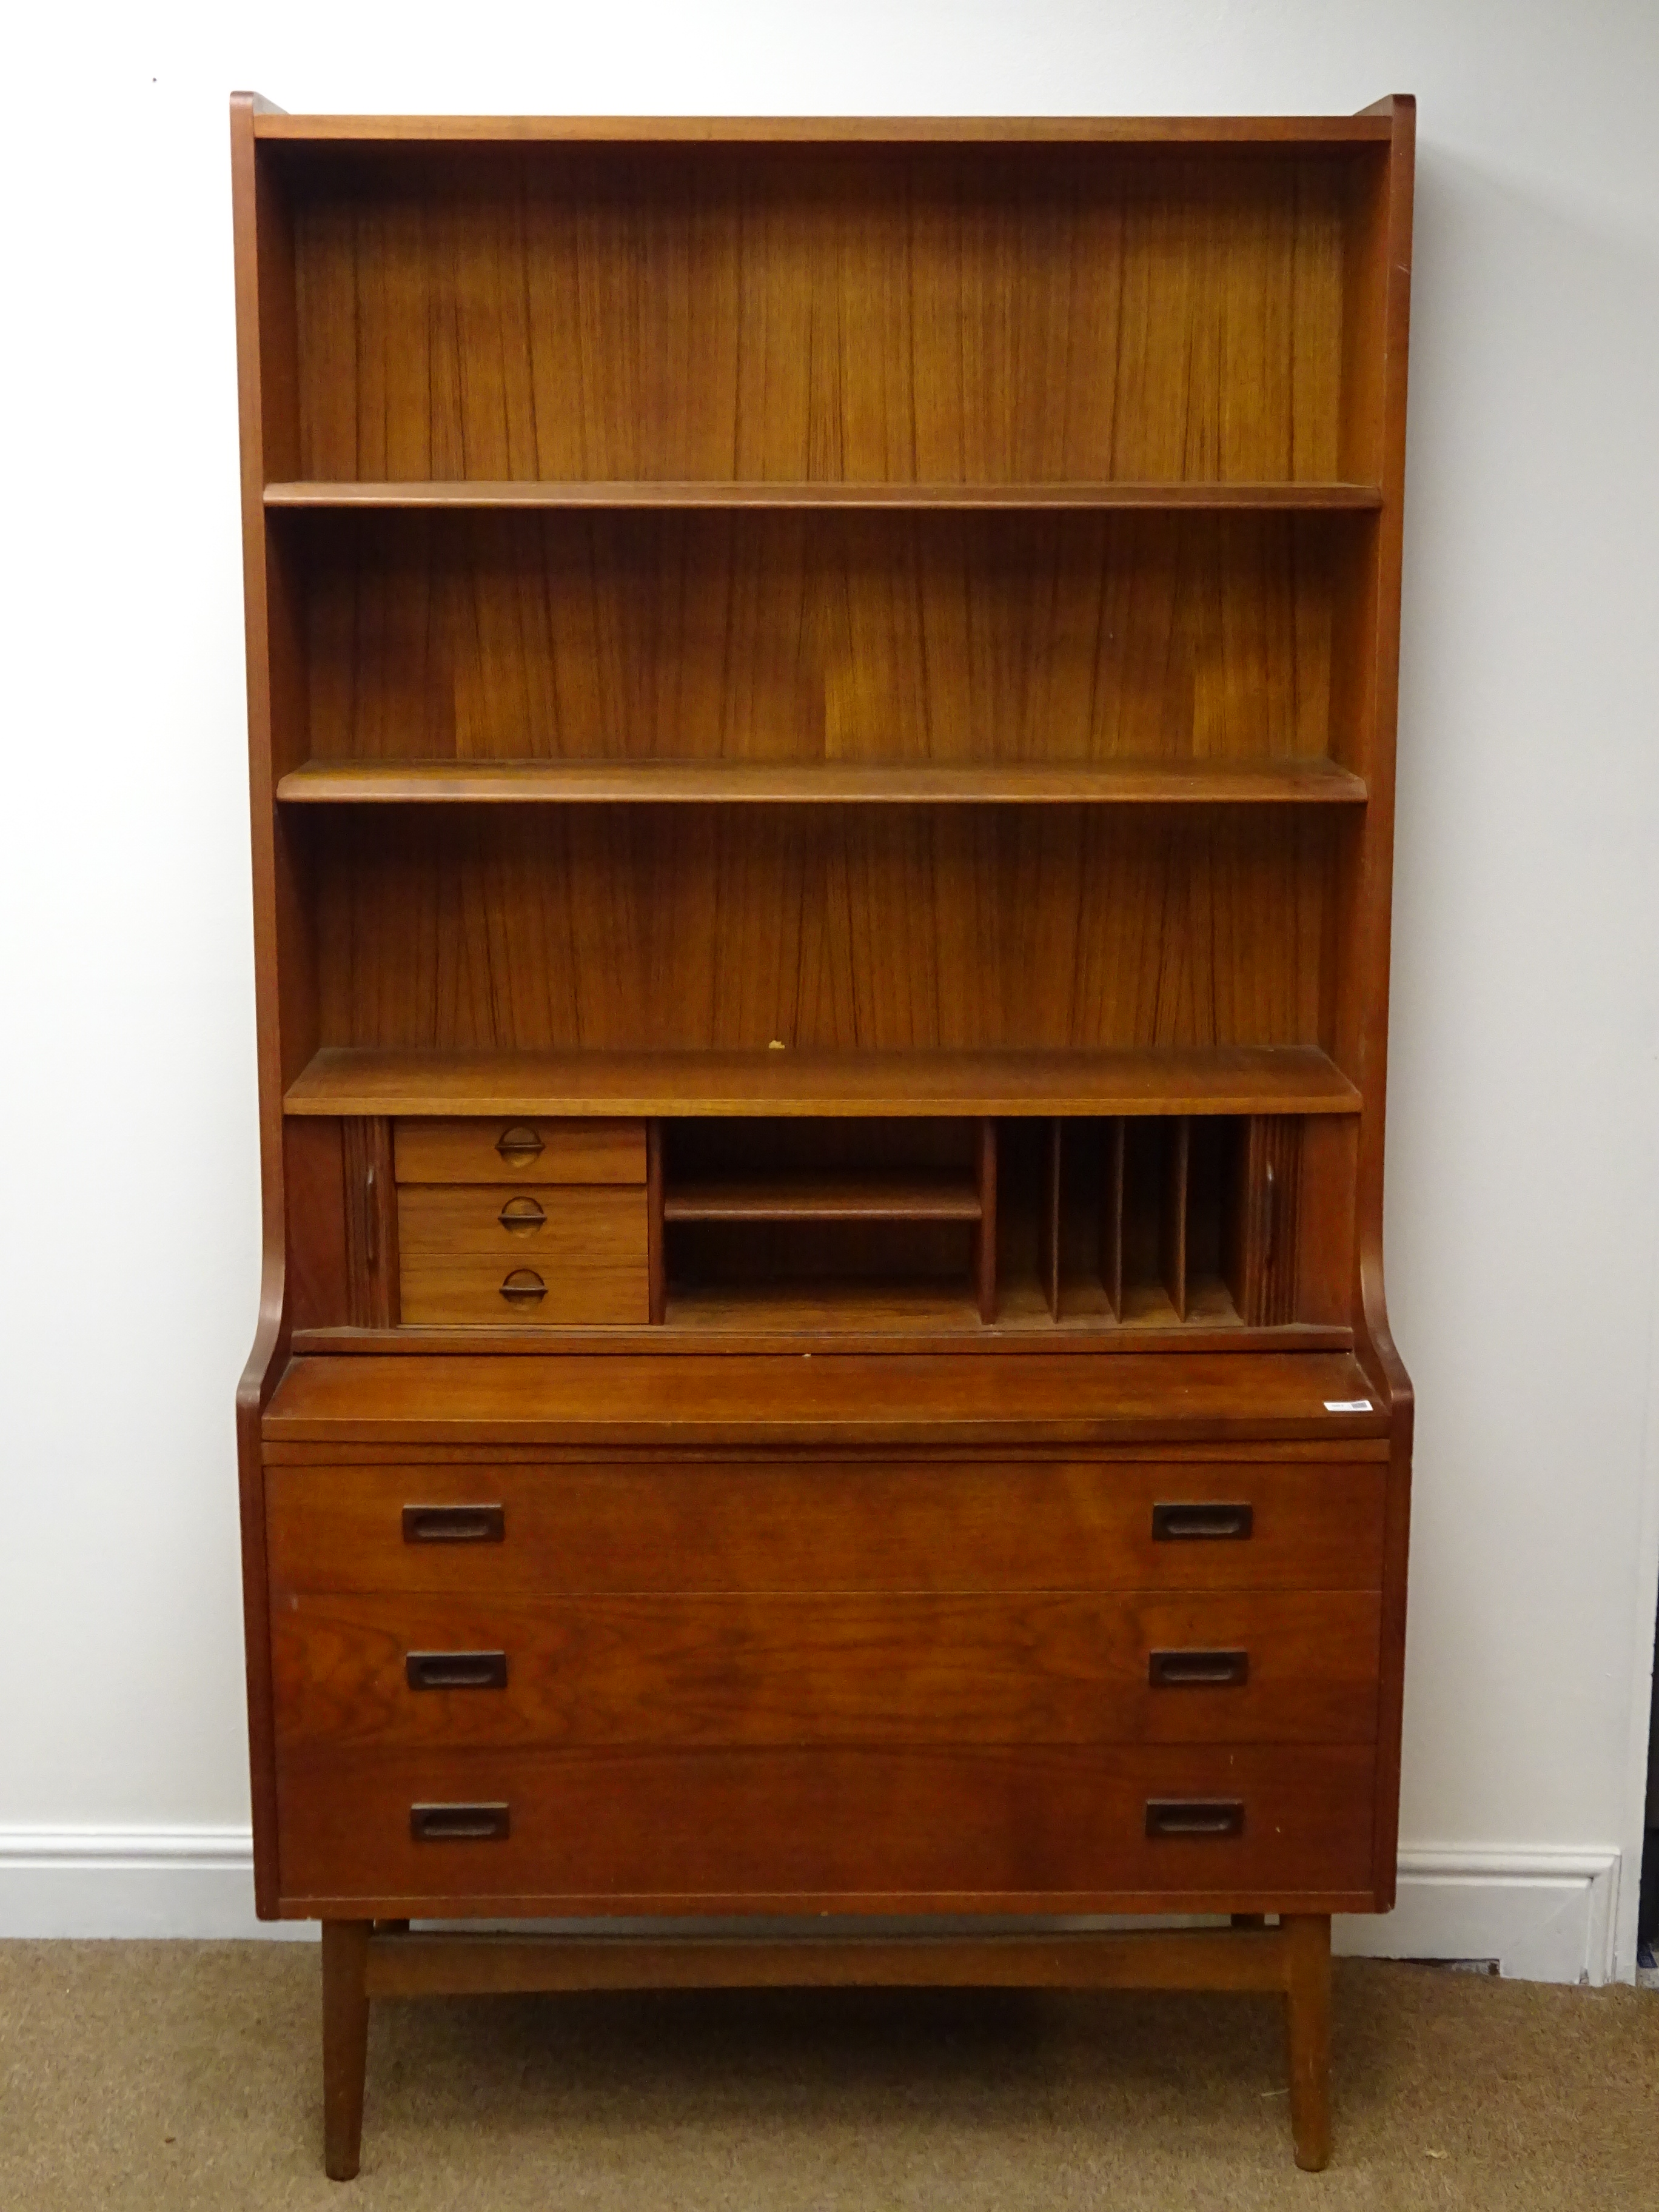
[321,1920,371,2182]
[1283,1913,1332,2171]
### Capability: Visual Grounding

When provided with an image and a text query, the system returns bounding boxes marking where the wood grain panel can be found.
[1227,1116,1304,1325]
[284,1117,348,1329]
[341,1117,398,1329]
[275,1740,1377,1909]
[271,1589,1381,1751]
[290,148,1346,486]
[398,1186,649,1325]
[394,1117,645,1184]
[309,807,1330,1053]
[296,509,1337,768]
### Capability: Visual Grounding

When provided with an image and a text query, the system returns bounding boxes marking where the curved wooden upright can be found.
[232,92,1415,2178]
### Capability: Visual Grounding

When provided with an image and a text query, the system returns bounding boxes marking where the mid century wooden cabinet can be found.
[232,93,1415,2178]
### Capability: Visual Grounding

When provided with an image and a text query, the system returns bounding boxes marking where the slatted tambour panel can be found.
[287,147,1350,485]
[295,510,1338,766]
[307,808,1330,1053]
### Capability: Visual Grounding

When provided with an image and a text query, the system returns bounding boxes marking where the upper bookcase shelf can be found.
[252,112,1396,146]
[283,1045,1362,1119]
[276,759,1367,806]
[266,481,1383,512]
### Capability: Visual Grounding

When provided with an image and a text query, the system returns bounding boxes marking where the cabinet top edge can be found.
[250,113,1399,147]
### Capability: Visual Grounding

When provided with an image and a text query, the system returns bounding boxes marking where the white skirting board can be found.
[1334,1847,1623,1985]
[0,1831,1626,1982]
[0,1830,315,1943]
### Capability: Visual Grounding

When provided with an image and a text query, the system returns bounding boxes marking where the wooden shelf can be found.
[665,1282,985,1332]
[261,1346,1390,1445]
[665,1175,982,1223]
[277,759,1368,807]
[284,1047,1361,1119]
[253,114,1398,147]
[290,1319,1353,1358]
[266,479,1384,513]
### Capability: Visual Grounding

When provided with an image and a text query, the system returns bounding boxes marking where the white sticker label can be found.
[1324,1399,1373,1413]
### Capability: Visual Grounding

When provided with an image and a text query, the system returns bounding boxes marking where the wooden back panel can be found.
[307,805,1332,1053]
[284,145,1358,485]
[295,509,1341,766]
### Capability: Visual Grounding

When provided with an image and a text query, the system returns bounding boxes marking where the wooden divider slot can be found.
[1039,1119,1064,1319]
[646,1120,666,1325]
[1161,1118,1191,1322]
[1102,1118,1127,1320]
[976,1118,1000,1324]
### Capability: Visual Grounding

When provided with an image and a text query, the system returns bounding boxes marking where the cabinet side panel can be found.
[232,95,303,1915]
[1348,100,1416,1903]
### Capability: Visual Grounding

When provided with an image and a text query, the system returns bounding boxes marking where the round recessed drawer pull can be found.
[499,1269,548,1305]
[498,1196,546,1233]
[495,1124,545,1163]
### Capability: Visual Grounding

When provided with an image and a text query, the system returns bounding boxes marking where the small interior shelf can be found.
[266,479,1385,512]
[276,759,1368,806]
[664,1176,983,1222]
[284,1047,1362,1119]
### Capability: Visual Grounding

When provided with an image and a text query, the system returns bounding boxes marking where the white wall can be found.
[3,1,1657,1977]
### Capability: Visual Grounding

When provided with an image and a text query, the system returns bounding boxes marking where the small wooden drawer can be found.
[274,1741,1378,1911]
[394,1118,646,1187]
[270,1588,1381,1753]
[398,1187,649,1326]
[266,1459,1387,1597]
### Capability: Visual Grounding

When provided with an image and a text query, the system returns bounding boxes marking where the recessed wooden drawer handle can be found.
[495,1125,545,1163]
[409,1803,511,1843]
[499,1269,548,1305]
[401,1504,504,1544]
[1151,1502,1253,1542]
[498,1196,546,1233]
[1145,1799,1245,1840]
[406,1651,509,1691]
[1148,1649,1250,1689]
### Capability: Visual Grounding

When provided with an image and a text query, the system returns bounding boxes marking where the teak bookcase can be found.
[232,94,1415,2178]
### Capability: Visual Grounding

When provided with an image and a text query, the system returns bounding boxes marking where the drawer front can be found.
[395,1118,646,1186]
[272,1587,1380,1751]
[267,1459,1387,1596]
[275,1742,1377,1909]
[399,1187,649,1326]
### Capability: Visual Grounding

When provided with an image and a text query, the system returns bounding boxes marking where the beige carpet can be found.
[1,1943,1655,2209]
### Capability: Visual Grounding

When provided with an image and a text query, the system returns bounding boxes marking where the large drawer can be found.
[275,1741,1378,1911]
[270,1587,1381,1751]
[266,1459,1387,1595]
